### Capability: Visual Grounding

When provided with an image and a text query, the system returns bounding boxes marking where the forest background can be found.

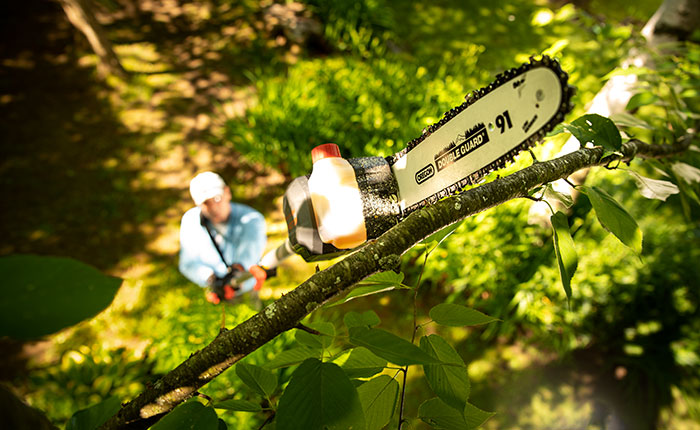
[0,0,699,429]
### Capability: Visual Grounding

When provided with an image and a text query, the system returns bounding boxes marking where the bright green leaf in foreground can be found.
[429,303,498,327]
[420,335,470,411]
[349,327,440,365]
[235,363,277,398]
[551,211,578,302]
[564,114,621,153]
[66,396,121,430]
[151,400,219,430]
[0,255,122,339]
[276,358,365,430]
[581,186,643,255]
[357,375,399,430]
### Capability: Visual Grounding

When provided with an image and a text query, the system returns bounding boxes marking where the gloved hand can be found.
[206,264,245,304]
[249,265,268,291]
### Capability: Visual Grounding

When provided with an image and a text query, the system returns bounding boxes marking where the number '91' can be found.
[495,111,512,133]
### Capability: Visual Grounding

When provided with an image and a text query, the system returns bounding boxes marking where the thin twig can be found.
[258,412,276,430]
[295,323,322,335]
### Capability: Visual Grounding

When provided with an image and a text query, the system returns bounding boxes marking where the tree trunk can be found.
[58,0,126,78]
[100,136,690,430]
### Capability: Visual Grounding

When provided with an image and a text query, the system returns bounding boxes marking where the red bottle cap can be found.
[311,143,341,163]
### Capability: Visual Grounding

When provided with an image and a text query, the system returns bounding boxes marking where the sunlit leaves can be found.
[551,211,578,303]
[0,255,122,339]
[626,91,659,110]
[357,375,399,430]
[429,304,498,327]
[338,347,387,378]
[66,396,120,430]
[332,271,408,306]
[264,347,322,369]
[276,358,365,430]
[544,183,574,208]
[151,400,219,430]
[581,186,643,255]
[420,335,470,411]
[235,363,277,398]
[349,327,440,365]
[627,171,679,201]
[672,162,700,184]
[563,114,621,154]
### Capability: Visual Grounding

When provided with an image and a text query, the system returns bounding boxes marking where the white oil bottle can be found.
[308,143,367,249]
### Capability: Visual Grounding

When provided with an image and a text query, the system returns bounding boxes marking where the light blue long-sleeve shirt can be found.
[178,202,267,292]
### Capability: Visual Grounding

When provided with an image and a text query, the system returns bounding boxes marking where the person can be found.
[179,171,284,304]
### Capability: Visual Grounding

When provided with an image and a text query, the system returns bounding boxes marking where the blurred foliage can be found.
[8,0,700,429]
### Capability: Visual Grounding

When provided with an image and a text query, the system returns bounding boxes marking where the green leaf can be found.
[609,112,654,130]
[213,399,262,413]
[331,271,408,306]
[563,114,621,153]
[626,91,660,110]
[580,186,643,255]
[544,184,573,208]
[235,363,277,398]
[344,310,381,328]
[338,347,387,378]
[0,255,122,339]
[463,402,496,428]
[151,400,219,430]
[420,335,470,411]
[276,358,366,430]
[421,220,463,247]
[628,171,679,201]
[672,162,700,184]
[418,398,466,430]
[356,271,405,287]
[349,327,440,366]
[66,396,121,430]
[264,347,322,369]
[295,322,335,349]
[551,211,578,302]
[429,304,498,327]
[418,398,493,430]
[357,375,399,430]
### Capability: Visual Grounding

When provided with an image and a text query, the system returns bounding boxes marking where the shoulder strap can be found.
[200,213,229,267]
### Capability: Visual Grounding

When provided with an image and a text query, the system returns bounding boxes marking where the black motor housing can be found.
[283,156,400,262]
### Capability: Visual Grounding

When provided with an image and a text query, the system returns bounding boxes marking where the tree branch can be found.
[100,137,690,429]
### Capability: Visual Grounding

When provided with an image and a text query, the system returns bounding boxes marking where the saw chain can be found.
[283,55,575,261]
